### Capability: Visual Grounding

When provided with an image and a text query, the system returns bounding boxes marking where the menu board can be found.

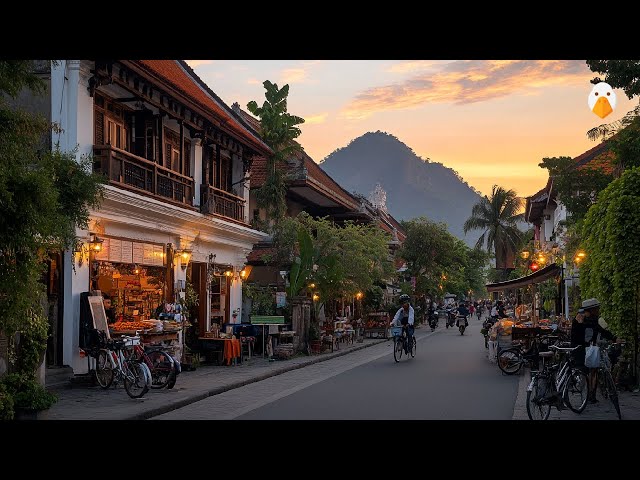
[93,237,110,261]
[152,245,165,266]
[143,244,154,265]
[121,240,133,264]
[109,238,122,263]
[88,295,111,339]
[132,242,144,264]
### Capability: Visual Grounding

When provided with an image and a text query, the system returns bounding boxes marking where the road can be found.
[154,317,520,420]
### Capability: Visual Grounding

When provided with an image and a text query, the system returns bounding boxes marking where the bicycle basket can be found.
[391,326,403,337]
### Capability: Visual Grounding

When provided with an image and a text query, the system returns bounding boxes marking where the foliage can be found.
[580,167,640,340]
[587,60,640,100]
[363,285,384,312]
[14,308,48,374]
[247,81,305,227]
[308,321,320,341]
[0,60,105,342]
[609,116,640,172]
[400,217,489,299]
[1,372,56,411]
[538,156,615,223]
[242,283,275,316]
[0,382,14,420]
[287,225,314,298]
[463,185,523,271]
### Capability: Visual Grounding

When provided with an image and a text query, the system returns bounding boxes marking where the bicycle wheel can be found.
[146,350,175,389]
[410,337,416,358]
[497,348,523,375]
[95,349,114,389]
[526,376,552,420]
[604,370,622,420]
[563,368,588,413]
[124,360,151,398]
[393,337,403,363]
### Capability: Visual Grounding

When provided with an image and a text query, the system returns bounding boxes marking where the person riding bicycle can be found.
[391,294,415,353]
[455,302,470,327]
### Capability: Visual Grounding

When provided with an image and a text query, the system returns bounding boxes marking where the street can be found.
[154,317,520,420]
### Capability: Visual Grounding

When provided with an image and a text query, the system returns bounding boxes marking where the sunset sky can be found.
[186,60,637,198]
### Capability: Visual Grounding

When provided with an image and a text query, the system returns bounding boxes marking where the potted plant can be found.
[308,321,322,354]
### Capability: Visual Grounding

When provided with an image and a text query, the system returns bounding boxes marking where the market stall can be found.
[364,312,390,339]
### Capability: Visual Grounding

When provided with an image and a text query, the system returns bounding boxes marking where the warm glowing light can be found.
[225,270,233,277]
[240,269,247,278]
[520,250,530,260]
[312,294,320,301]
[576,251,586,258]
[309,283,315,289]
[529,262,540,272]
[356,292,363,300]
[134,265,140,275]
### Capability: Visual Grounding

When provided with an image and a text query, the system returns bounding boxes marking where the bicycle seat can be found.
[539,351,554,358]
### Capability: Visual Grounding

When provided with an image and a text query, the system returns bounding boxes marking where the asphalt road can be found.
[154,316,520,420]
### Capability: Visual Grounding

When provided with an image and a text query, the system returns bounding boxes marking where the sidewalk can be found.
[39,337,387,420]
[511,367,640,420]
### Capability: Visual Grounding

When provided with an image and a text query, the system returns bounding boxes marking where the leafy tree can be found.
[580,167,640,346]
[0,61,104,413]
[247,81,305,228]
[463,185,523,275]
[538,156,614,223]
[587,60,640,99]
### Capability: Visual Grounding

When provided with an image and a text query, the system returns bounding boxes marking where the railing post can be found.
[153,163,157,195]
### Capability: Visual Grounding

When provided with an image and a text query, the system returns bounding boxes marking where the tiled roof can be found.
[246,245,277,264]
[131,61,270,155]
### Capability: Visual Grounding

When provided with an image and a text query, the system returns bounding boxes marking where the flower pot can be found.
[310,340,322,354]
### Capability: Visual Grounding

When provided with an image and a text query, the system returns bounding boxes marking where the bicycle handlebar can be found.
[549,344,580,352]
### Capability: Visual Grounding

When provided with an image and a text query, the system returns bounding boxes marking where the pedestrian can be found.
[570,298,615,403]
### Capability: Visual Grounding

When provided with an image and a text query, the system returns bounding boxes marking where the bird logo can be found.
[588,82,616,119]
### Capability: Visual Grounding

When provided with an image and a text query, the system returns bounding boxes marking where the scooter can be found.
[456,315,468,335]
[429,312,438,332]
[446,309,456,329]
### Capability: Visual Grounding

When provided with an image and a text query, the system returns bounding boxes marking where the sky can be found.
[186,60,637,198]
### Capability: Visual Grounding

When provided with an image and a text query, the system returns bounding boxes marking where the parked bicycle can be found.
[497,334,562,375]
[126,341,180,389]
[392,325,416,363]
[596,342,622,420]
[526,344,588,420]
[94,335,152,399]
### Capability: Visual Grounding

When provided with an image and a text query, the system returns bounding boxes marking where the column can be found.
[192,137,203,207]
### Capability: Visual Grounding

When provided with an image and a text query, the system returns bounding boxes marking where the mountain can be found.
[319,131,483,247]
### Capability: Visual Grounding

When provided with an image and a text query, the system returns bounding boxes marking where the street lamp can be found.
[574,250,586,264]
[356,292,363,300]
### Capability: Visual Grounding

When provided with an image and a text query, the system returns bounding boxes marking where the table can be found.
[197,337,241,365]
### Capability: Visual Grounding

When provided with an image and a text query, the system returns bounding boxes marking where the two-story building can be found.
[51,60,271,374]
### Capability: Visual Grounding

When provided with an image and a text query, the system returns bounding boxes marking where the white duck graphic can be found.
[588,82,616,119]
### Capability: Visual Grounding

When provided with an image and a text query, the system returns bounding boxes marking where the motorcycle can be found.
[446,309,456,329]
[428,312,438,332]
[456,315,468,335]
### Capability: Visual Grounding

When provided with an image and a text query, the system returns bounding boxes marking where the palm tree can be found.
[464,185,524,278]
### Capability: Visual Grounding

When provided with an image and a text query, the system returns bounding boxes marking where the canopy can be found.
[485,264,561,293]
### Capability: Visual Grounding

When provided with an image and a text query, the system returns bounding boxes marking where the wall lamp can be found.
[175,249,192,271]
[89,233,104,253]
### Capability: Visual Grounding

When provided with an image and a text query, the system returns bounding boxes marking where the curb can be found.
[511,367,530,420]
[131,338,388,420]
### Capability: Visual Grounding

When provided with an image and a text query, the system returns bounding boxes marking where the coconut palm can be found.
[464,185,524,276]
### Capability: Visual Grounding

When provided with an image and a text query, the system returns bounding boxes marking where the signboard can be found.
[121,240,133,264]
[93,237,164,266]
[152,245,164,266]
[109,238,122,263]
[251,315,286,324]
[132,242,144,264]
[88,295,111,339]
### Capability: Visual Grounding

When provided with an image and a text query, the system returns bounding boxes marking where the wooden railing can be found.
[200,184,246,224]
[93,145,194,208]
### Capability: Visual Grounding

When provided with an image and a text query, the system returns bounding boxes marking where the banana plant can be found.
[287,225,314,298]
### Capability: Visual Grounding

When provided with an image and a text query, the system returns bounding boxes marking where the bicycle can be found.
[391,324,416,362]
[526,344,588,420]
[497,334,561,375]
[595,342,622,420]
[127,341,180,389]
[94,335,152,399]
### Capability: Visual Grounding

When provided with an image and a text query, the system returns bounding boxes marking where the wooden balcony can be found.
[200,184,246,224]
[93,145,194,208]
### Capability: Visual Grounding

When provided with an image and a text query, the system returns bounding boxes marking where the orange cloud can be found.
[303,112,329,125]
[343,60,590,119]
[281,68,307,84]
[247,78,261,85]
[386,61,444,73]
[186,60,214,68]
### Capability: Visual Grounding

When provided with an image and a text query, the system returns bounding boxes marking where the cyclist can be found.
[391,294,415,353]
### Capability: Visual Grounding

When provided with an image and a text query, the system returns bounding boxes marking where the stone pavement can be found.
[511,366,640,420]
[38,336,390,420]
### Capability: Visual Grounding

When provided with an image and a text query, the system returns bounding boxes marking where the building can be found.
[50,60,271,374]
[525,140,614,316]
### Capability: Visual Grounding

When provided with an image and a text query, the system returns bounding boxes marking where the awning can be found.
[485,264,561,293]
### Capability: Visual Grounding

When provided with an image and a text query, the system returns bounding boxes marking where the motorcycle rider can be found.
[391,294,415,353]
[456,302,470,328]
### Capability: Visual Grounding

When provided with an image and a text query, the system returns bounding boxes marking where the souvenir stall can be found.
[485,264,564,363]
[89,237,183,360]
[364,312,390,339]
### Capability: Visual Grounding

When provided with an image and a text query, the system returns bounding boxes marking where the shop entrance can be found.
[44,252,64,367]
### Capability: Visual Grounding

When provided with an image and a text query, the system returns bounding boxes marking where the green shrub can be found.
[0,383,14,420]
[2,372,57,411]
